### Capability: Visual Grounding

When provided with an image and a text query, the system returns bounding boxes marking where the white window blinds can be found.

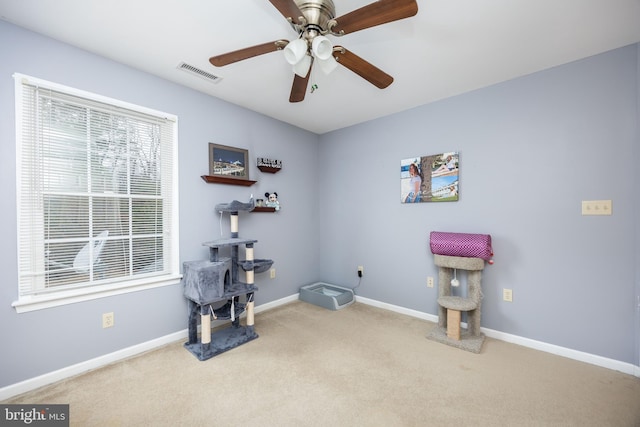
[14,74,179,304]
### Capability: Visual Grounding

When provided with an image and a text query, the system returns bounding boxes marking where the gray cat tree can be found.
[182,198,273,361]
[427,254,486,353]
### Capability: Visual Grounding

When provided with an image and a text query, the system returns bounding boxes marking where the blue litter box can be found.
[299,282,355,310]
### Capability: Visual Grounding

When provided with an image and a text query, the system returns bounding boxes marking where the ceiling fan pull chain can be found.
[309,54,320,94]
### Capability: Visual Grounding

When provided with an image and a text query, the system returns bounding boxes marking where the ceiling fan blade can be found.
[289,62,313,103]
[268,0,305,24]
[210,40,288,67]
[329,0,418,35]
[333,47,393,89]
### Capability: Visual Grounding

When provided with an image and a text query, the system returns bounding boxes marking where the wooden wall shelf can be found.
[253,207,276,213]
[257,166,282,174]
[201,175,257,186]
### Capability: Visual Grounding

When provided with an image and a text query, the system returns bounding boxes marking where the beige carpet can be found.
[4,301,640,426]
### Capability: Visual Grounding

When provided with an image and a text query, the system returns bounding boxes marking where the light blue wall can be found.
[0,21,321,387]
[318,44,639,365]
[0,19,638,390]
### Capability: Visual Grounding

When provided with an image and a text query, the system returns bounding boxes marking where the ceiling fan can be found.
[209,0,419,102]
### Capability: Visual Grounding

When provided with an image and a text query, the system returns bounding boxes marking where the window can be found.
[13,74,180,312]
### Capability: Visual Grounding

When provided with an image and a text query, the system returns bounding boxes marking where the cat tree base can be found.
[185,324,258,361]
[427,326,485,353]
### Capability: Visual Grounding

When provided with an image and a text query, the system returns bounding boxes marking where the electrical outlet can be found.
[503,289,513,302]
[427,277,434,288]
[357,266,364,277]
[270,268,276,279]
[102,312,114,328]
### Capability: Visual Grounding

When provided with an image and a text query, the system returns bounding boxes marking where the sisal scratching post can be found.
[245,244,254,286]
[245,243,255,328]
[446,309,461,340]
[246,301,254,326]
[201,313,211,344]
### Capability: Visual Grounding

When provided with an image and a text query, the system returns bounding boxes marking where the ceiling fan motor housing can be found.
[294,0,336,38]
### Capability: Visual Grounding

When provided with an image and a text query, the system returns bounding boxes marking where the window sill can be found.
[12,274,183,313]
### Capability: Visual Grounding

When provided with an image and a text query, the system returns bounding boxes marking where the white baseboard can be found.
[0,330,188,401]
[356,295,439,323]
[2,293,637,400]
[0,294,301,401]
[482,328,640,377]
[255,293,300,313]
[355,295,640,377]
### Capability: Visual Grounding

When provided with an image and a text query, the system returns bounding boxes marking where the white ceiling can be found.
[2,0,640,134]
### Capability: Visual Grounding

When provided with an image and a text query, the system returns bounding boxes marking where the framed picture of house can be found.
[208,143,250,181]
[401,151,459,203]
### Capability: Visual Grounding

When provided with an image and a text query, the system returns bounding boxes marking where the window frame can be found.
[12,73,181,313]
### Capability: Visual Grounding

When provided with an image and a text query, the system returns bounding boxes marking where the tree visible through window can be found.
[14,74,179,307]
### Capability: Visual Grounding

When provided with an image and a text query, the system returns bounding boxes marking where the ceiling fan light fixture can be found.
[284,38,308,65]
[317,56,338,75]
[311,35,333,60]
[293,54,312,77]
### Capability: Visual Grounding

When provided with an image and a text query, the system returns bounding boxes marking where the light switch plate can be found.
[581,200,612,216]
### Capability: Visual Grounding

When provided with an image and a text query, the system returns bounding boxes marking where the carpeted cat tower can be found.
[427,231,493,353]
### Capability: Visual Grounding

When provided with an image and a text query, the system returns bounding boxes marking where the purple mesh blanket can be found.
[430,231,494,263]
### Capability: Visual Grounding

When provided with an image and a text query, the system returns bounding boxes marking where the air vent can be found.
[177,62,222,83]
